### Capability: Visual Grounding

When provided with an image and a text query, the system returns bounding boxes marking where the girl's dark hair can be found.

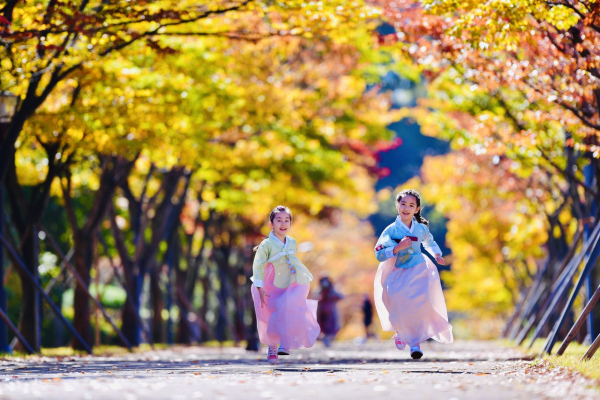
[396,189,429,227]
[269,205,293,223]
[253,205,293,252]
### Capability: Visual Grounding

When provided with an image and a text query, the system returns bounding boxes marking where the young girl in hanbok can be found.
[251,205,320,364]
[374,189,453,359]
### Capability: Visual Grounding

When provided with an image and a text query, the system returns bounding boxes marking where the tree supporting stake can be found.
[41,228,132,351]
[0,307,35,354]
[582,332,600,360]
[0,233,93,354]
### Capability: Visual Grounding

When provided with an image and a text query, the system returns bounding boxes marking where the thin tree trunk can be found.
[5,141,62,352]
[14,229,40,352]
[150,270,165,343]
[121,273,144,346]
[71,231,95,350]
[63,154,138,350]
[175,263,192,344]
[200,273,210,342]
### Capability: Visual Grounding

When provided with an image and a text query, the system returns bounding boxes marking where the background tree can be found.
[3,1,398,350]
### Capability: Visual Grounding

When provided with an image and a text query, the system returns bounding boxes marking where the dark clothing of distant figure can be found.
[363,297,373,329]
[316,278,343,338]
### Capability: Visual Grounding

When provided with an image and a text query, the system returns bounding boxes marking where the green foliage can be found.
[61,284,126,310]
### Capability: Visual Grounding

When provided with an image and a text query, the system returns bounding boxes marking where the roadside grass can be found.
[522,339,600,381]
[0,340,244,359]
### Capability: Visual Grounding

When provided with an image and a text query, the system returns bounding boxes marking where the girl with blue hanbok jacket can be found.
[374,189,453,359]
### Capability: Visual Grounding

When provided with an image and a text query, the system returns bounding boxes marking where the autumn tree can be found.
[0,0,382,184]
[4,1,398,349]
[368,0,600,334]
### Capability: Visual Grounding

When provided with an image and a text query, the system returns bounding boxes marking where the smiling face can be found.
[270,211,292,240]
[396,194,420,225]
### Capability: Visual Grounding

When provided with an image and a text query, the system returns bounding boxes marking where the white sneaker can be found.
[277,345,289,356]
[410,344,423,359]
[393,332,406,350]
[267,345,279,364]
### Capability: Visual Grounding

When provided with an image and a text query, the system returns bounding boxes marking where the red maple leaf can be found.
[377,167,391,178]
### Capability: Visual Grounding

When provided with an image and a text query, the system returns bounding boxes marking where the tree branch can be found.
[1,0,20,22]
[60,169,80,234]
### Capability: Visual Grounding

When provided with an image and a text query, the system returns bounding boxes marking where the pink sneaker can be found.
[393,333,406,350]
[267,345,279,364]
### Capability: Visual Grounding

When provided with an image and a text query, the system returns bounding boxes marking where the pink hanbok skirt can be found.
[374,258,453,347]
[251,264,320,349]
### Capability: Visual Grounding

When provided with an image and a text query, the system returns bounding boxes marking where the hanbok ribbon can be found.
[267,250,297,274]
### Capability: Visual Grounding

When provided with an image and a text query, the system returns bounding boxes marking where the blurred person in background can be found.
[362,294,376,341]
[316,275,344,347]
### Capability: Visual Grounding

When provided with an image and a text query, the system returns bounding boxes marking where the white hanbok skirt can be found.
[374,257,453,347]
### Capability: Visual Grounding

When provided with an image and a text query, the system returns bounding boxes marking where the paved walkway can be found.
[0,340,597,399]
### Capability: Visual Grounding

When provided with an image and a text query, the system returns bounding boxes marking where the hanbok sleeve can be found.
[251,241,269,288]
[374,228,397,262]
[422,226,442,256]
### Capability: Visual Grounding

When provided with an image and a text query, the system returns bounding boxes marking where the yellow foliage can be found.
[413,153,548,318]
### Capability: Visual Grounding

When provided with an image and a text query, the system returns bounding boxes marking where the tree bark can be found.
[14,228,40,352]
[150,270,165,343]
[4,142,61,352]
[71,231,95,350]
[63,155,137,350]
[113,166,186,346]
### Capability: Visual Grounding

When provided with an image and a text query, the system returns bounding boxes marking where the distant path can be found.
[0,340,597,399]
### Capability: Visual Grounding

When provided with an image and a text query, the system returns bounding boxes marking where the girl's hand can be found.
[257,287,270,308]
[393,236,413,254]
[435,255,446,265]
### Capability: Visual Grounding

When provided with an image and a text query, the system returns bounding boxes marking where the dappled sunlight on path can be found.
[0,341,596,399]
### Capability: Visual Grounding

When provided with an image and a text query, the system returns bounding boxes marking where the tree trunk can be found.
[71,231,95,351]
[232,250,246,343]
[14,226,40,352]
[115,166,186,346]
[150,270,165,343]
[200,273,210,342]
[5,142,61,353]
[64,155,138,350]
[121,273,144,347]
[175,265,192,344]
